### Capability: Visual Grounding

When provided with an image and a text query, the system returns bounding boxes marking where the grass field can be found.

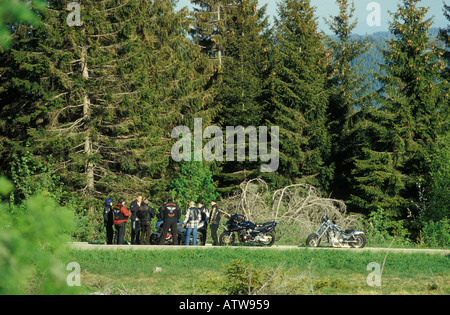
[63,247,449,295]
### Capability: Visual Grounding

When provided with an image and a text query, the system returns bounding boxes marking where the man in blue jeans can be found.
[183,201,200,246]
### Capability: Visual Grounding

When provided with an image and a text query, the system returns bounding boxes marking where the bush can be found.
[0,177,77,294]
[364,206,411,246]
[421,219,450,247]
[223,259,262,295]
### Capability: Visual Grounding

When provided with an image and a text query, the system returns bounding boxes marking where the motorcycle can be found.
[219,213,277,247]
[150,220,206,245]
[306,212,366,248]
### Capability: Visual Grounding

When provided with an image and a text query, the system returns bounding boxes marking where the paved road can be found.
[69,242,449,255]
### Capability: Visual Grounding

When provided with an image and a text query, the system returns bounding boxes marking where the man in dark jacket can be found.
[130,195,143,244]
[103,198,114,244]
[158,197,181,245]
[138,198,155,245]
[209,200,222,246]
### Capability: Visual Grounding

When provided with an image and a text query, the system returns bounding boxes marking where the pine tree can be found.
[263,0,330,189]
[0,0,205,202]
[439,1,450,80]
[193,0,271,193]
[324,0,372,199]
[349,0,449,218]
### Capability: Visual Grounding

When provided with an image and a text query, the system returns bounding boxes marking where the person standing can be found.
[183,201,200,246]
[103,198,114,244]
[209,200,222,246]
[158,197,181,245]
[138,198,155,245]
[197,200,209,245]
[113,198,131,245]
[130,195,143,245]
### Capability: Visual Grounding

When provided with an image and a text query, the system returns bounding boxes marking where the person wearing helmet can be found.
[103,198,114,244]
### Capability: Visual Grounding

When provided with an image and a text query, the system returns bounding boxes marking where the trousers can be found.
[140,221,151,245]
[159,221,178,245]
[114,222,126,244]
[185,228,198,246]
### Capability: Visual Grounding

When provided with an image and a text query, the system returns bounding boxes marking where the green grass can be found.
[63,248,449,295]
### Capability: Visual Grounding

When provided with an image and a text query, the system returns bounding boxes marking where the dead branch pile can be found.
[220,179,363,242]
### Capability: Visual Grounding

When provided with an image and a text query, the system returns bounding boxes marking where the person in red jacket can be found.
[112,198,131,244]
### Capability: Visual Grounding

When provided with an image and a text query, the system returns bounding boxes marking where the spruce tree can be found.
[263,0,330,189]
[349,0,449,219]
[192,0,271,193]
[324,0,372,200]
[0,0,205,202]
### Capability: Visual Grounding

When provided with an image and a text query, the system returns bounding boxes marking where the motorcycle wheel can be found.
[350,234,366,248]
[306,233,321,247]
[259,232,275,247]
[219,232,235,246]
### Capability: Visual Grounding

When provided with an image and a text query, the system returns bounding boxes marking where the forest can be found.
[0,0,449,248]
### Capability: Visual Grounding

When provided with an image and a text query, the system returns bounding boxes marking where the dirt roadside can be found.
[69,242,450,255]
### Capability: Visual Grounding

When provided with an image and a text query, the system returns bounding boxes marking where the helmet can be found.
[105,198,113,206]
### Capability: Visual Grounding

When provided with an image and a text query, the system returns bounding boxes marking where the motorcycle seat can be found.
[255,222,275,230]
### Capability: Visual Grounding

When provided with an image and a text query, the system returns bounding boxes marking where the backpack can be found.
[112,205,122,221]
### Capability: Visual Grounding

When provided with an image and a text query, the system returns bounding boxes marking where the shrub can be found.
[364,206,411,245]
[0,177,76,294]
[421,219,450,247]
[222,259,262,295]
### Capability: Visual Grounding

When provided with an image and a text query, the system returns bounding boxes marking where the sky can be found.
[175,0,448,35]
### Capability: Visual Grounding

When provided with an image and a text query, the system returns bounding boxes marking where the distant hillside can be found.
[344,28,443,95]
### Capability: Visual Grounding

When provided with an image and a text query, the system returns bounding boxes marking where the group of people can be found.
[103,195,224,246]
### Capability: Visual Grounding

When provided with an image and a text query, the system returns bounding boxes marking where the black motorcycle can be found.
[306,212,366,248]
[219,213,277,247]
[150,220,206,245]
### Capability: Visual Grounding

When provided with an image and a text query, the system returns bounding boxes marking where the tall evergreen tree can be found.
[349,0,449,219]
[0,0,206,202]
[190,0,271,193]
[263,0,330,189]
[324,0,372,199]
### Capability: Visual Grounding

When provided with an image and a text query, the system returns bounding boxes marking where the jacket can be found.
[209,205,222,225]
[103,205,114,227]
[137,204,155,222]
[159,202,181,223]
[113,203,131,225]
[184,206,200,229]
[130,200,142,221]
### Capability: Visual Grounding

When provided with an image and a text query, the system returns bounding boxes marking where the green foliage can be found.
[0,0,44,49]
[364,206,411,245]
[0,177,76,294]
[0,0,205,204]
[324,0,373,200]
[0,0,449,248]
[170,160,219,209]
[422,133,450,222]
[222,259,262,295]
[264,0,331,189]
[348,0,449,226]
[9,149,63,203]
[421,219,450,247]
